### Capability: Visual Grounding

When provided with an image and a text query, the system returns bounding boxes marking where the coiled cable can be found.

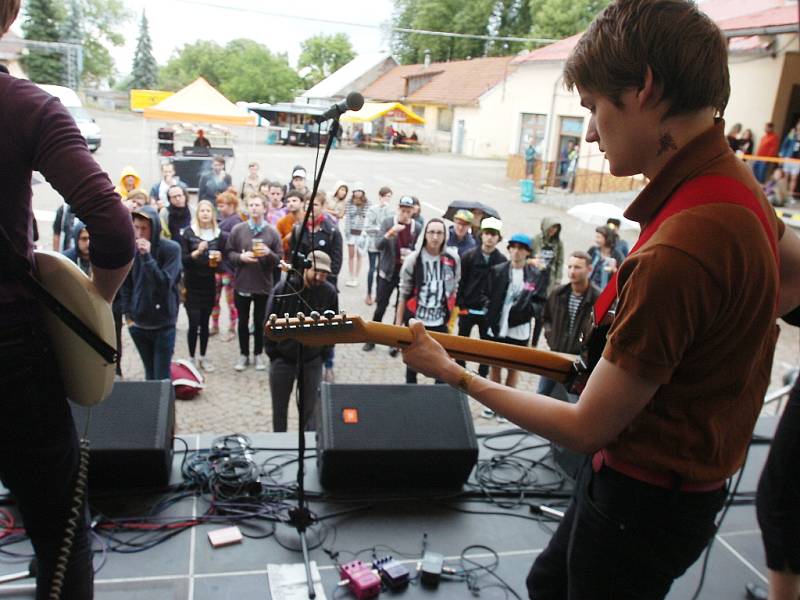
[48,437,90,600]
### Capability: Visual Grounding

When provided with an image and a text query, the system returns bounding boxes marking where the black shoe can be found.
[362,342,375,352]
[389,347,399,357]
[745,582,768,600]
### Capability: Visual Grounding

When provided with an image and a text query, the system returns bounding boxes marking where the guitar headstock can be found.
[264,311,369,345]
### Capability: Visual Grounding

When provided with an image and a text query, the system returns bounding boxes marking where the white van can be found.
[37,84,102,153]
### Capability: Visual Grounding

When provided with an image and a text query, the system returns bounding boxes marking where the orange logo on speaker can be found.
[342,408,359,424]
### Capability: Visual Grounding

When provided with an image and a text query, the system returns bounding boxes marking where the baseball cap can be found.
[352,181,366,193]
[480,216,503,233]
[398,195,414,207]
[308,250,332,273]
[508,233,532,250]
[292,168,307,179]
[453,209,474,223]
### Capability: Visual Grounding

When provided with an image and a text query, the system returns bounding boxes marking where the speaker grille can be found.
[318,384,478,490]
[70,380,175,489]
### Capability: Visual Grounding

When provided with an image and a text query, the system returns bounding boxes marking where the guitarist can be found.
[0,2,134,598]
[402,1,800,598]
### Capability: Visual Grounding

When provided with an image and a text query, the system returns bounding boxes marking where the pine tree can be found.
[21,0,66,84]
[131,10,158,89]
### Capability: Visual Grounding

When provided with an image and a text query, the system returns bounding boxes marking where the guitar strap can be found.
[594,174,780,327]
[0,223,118,364]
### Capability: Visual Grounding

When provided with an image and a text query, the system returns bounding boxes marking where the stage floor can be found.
[0,420,776,600]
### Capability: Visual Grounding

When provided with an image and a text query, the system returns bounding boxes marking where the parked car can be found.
[36,83,102,153]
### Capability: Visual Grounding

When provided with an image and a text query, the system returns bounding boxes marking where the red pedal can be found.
[339,560,381,599]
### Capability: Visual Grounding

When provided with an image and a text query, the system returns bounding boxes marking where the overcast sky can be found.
[14,0,396,76]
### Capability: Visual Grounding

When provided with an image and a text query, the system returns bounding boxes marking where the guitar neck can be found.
[363,322,577,383]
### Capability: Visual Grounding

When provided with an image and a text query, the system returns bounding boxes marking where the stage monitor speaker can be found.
[317,384,478,491]
[548,383,586,481]
[70,380,175,490]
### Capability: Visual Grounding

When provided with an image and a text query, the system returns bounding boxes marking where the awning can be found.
[143,77,256,126]
[341,102,425,125]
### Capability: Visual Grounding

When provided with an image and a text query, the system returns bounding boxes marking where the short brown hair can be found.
[563,0,730,119]
[1,0,20,34]
[378,186,392,197]
[569,250,592,267]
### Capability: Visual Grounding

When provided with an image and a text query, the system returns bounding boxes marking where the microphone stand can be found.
[279,117,341,600]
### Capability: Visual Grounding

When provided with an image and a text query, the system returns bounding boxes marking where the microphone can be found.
[315,92,364,122]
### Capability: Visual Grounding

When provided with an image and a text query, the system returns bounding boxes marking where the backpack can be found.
[170,359,205,400]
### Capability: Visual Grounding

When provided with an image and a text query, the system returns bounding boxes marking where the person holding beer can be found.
[226,194,283,372]
[181,199,224,372]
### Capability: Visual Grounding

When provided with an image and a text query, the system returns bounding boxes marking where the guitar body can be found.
[35,251,116,407]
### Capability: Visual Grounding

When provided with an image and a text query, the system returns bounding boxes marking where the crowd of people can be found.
[52,155,637,429]
[728,119,800,205]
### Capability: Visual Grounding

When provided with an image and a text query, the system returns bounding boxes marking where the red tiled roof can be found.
[715,5,798,31]
[513,2,797,64]
[361,56,517,106]
[511,33,581,64]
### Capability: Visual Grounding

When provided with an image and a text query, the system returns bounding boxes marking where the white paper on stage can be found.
[266,561,327,600]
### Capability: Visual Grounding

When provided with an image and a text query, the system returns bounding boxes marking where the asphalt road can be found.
[30,108,799,433]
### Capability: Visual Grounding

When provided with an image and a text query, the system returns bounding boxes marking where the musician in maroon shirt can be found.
[0,2,134,597]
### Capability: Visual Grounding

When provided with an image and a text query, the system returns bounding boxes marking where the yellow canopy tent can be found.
[341,102,425,125]
[143,77,256,126]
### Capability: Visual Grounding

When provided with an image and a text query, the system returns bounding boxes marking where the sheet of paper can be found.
[267,561,327,600]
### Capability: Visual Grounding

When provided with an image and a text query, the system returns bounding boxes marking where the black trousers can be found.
[186,305,212,357]
[527,460,726,599]
[756,376,800,572]
[372,272,400,323]
[234,292,268,356]
[456,312,490,377]
[0,321,93,599]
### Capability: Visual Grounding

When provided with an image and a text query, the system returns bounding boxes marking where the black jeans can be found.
[527,460,726,599]
[185,306,212,357]
[372,272,399,323]
[269,356,322,432]
[234,292,268,356]
[756,377,800,572]
[456,312,490,377]
[0,321,93,599]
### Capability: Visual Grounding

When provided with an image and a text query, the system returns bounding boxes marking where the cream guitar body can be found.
[35,250,116,407]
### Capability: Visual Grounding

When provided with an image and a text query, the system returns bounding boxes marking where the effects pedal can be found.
[339,560,381,599]
[372,556,410,590]
[420,551,444,588]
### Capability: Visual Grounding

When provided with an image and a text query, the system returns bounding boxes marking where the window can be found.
[560,116,584,137]
[518,113,547,154]
[438,107,453,132]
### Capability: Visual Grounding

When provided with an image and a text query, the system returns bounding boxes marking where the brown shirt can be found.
[603,120,784,482]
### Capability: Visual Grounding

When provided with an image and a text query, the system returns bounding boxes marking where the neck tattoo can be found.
[656,132,678,157]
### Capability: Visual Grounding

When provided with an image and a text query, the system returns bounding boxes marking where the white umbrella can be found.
[566,202,640,230]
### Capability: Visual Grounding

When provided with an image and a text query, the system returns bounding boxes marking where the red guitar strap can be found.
[594,175,779,326]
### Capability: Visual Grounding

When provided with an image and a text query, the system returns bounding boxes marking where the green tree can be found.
[530,0,610,40]
[159,39,300,103]
[131,10,159,89]
[297,33,356,87]
[391,0,535,65]
[158,40,226,90]
[76,0,132,86]
[21,0,66,84]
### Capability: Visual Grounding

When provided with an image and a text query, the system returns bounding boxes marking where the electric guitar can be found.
[264,312,584,386]
[34,251,117,407]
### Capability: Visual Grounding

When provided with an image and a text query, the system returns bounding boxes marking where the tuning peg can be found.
[297,311,305,321]
[310,311,321,322]
[268,314,277,325]
[323,309,336,320]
